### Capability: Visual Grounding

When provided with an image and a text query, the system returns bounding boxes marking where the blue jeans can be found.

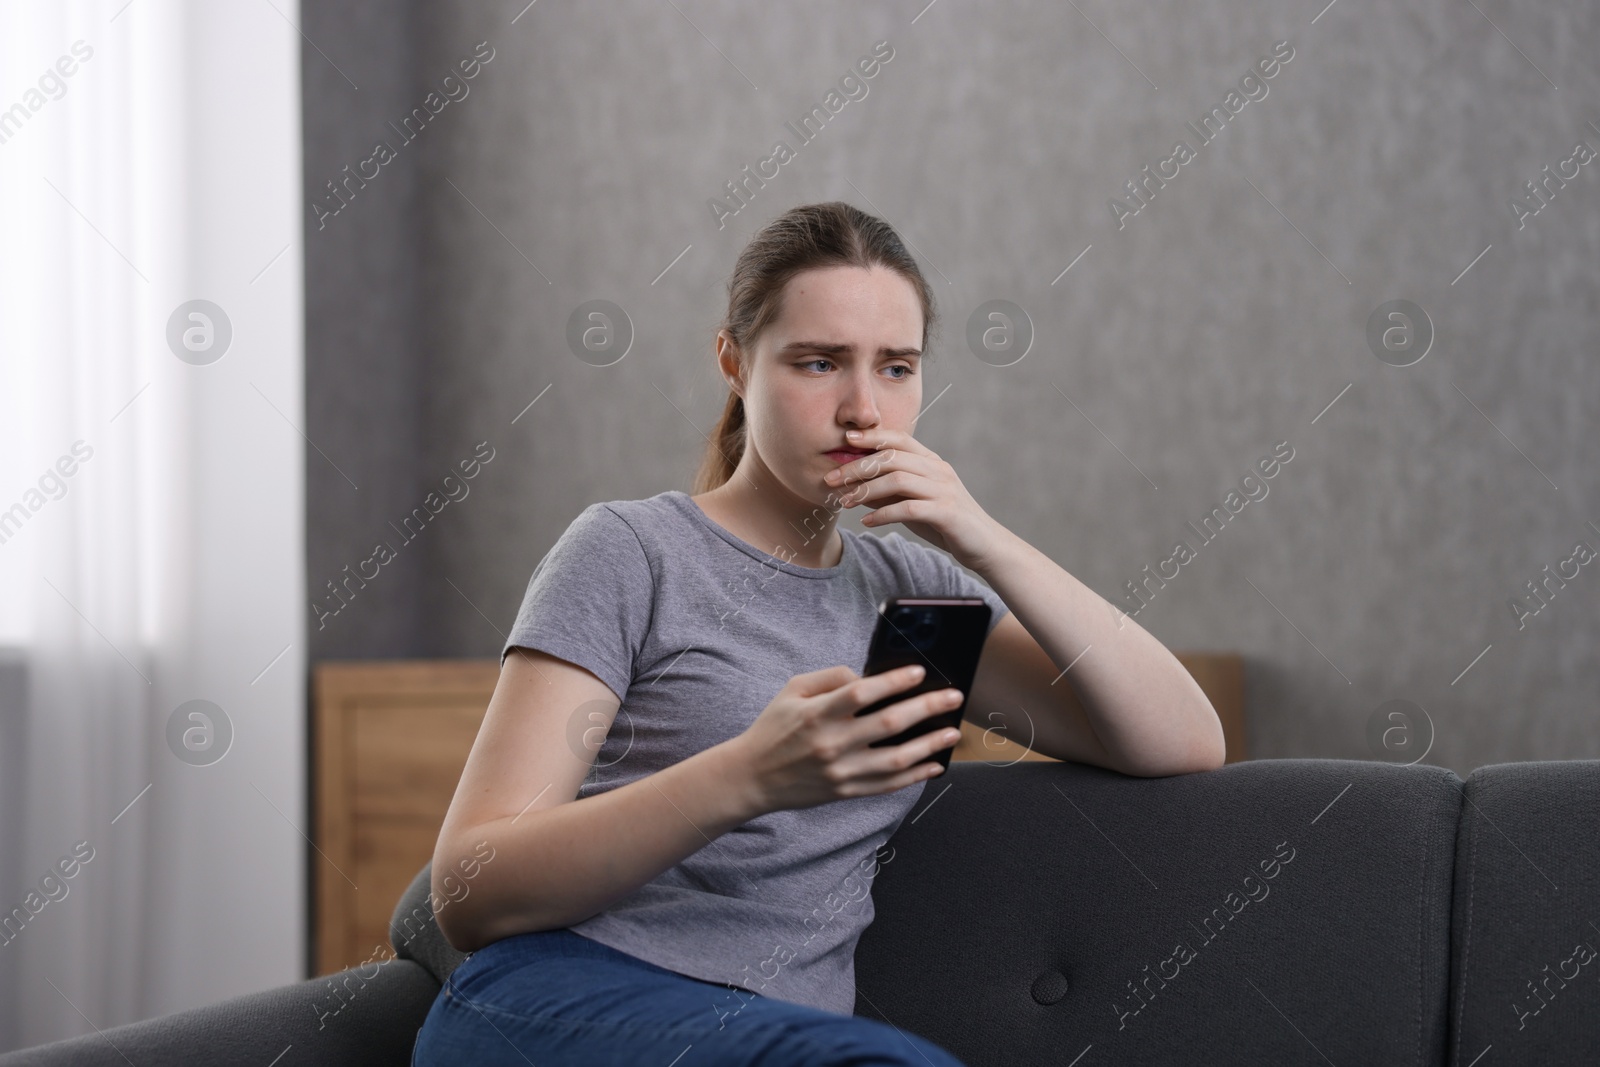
[411,927,969,1067]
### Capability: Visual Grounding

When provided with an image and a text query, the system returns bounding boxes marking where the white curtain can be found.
[0,1,304,1051]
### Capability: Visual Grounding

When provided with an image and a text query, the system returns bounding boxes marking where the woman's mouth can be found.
[824,448,875,465]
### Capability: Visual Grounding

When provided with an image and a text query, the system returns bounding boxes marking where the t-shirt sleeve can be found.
[884,532,1011,637]
[500,503,655,701]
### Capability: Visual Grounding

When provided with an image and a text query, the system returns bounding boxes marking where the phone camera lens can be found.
[886,606,942,653]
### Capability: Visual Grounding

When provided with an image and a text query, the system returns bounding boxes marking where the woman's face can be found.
[729,265,924,507]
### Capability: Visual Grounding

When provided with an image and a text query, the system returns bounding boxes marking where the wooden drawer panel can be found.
[351,700,484,818]
[314,660,497,976]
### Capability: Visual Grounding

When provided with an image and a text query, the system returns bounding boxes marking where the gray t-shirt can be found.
[500,489,1009,1016]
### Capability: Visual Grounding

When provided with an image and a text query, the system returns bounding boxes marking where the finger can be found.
[842,446,900,484]
[843,712,961,782]
[849,686,963,747]
[891,723,963,767]
[833,448,929,489]
[792,664,859,698]
[844,428,934,460]
[820,664,927,719]
[850,753,946,796]
[861,497,930,528]
[838,469,928,509]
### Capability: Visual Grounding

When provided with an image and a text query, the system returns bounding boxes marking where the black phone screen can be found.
[854,598,992,771]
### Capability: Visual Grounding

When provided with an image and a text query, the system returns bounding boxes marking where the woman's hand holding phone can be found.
[728,664,963,815]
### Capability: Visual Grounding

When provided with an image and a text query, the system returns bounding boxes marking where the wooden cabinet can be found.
[313,660,499,976]
[311,653,1244,976]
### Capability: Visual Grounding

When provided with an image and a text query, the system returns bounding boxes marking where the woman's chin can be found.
[814,487,851,514]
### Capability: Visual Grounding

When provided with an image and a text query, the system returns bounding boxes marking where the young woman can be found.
[412,202,1225,1066]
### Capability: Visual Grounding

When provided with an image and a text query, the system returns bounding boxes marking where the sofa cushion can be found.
[0,959,439,1066]
[1447,759,1600,1065]
[855,758,1463,1067]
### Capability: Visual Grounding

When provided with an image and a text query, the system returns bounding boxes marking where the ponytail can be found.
[692,389,748,495]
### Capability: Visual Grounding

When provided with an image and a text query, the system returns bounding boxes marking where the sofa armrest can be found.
[0,958,440,1067]
[389,863,467,987]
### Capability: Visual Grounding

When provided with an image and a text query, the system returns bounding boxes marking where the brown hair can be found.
[691,201,937,494]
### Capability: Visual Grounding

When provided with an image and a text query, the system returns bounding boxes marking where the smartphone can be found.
[854,597,992,773]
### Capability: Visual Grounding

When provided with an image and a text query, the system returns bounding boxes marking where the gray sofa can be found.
[3,757,1596,1065]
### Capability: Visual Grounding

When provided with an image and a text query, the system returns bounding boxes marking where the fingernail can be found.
[846,430,861,439]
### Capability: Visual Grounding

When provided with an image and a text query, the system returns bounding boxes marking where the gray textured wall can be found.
[303,1,427,659]
[305,0,1600,778]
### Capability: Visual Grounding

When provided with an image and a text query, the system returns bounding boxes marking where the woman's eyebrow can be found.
[777,340,922,358]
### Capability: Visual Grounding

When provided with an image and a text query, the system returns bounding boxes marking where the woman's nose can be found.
[839,377,880,427]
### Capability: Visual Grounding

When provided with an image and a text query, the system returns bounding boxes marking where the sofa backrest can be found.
[387,758,1600,1066]
[1446,759,1600,1065]
[854,758,1463,1066]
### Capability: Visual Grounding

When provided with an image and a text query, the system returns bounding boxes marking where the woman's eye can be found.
[798,359,914,378]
